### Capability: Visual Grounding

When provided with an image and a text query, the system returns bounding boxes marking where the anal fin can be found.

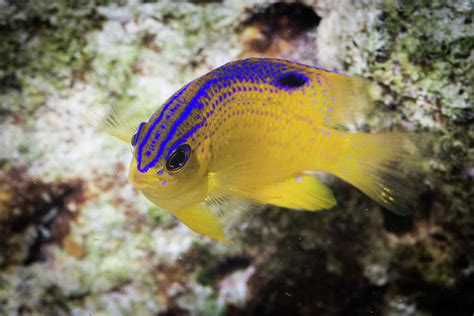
[251,174,337,211]
[172,203,230,243]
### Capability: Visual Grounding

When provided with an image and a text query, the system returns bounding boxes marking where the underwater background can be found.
[0,1,472,315]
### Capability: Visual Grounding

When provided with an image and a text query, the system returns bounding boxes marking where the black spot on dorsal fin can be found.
[275,72,308,89]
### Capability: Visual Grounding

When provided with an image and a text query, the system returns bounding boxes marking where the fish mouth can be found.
[128,169,183,199]
[128,172,156,189]
[128,167,154,188]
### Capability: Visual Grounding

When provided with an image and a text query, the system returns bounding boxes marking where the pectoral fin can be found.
[252,174,337,211]
[172,203,230,243]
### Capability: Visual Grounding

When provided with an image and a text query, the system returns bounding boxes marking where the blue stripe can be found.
[137,82,191,173]
[132,122,145,146]
[154,78,218,165]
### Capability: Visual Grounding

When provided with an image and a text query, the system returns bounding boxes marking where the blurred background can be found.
[0,1,472,315]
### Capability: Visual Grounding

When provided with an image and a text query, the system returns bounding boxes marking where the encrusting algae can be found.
[95,58,423,242]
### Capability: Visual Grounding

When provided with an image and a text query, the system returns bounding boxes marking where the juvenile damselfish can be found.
[100,58,419,242]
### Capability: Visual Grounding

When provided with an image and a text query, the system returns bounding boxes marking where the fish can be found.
[97,58,421,242]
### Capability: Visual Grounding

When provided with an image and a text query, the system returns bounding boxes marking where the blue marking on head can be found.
[137,82,191,173]
[137,79,218,173]
[166,121,204,160]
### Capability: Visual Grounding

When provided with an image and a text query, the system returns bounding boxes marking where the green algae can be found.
[0,1,108,117]
[338,0,472,216]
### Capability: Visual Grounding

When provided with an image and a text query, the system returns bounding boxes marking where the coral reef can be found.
[0,1,472,315]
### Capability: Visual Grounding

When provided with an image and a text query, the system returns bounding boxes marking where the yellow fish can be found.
[99,58,420,242]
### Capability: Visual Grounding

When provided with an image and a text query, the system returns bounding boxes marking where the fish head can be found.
[127,102,211,210]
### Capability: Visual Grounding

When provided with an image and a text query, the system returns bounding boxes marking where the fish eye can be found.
[166,144,191,172]
[131,122,145,146]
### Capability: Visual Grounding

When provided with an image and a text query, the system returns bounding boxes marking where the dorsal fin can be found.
[322,75,375,127]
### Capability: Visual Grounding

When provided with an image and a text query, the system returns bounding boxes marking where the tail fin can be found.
[334,132,422,215]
